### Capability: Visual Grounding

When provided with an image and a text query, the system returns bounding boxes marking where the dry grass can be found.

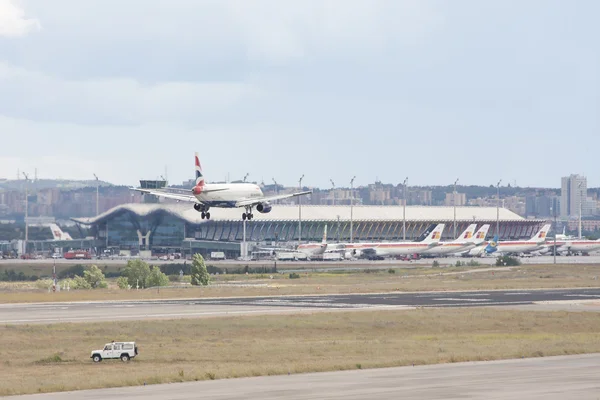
[2,264,600,304]
[1,308,600,395]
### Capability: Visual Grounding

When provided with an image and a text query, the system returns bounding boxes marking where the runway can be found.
[3,287,600,324]
[2,254,600,270]
[9,353,600,399]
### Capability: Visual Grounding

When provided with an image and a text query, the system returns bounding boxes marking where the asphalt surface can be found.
[3,255,600,269]
[9,354,600,399]
[3,288,600,324]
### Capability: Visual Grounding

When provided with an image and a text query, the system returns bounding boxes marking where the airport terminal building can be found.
[72,204,544,258]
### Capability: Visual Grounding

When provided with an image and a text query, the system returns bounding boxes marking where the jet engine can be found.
[193,203,202,212]
[256,202,272,213]
[345,249,361,259]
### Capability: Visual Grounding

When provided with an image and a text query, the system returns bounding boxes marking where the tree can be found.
[83,265,107,289]
[123,259,151,288]
[146,266,169,287]
[190,253,210,286]
[72,275,92,290]
[116,276,130,289]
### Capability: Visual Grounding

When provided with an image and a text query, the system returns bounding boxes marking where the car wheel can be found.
[120,354,130,362]
[93,355,102,362]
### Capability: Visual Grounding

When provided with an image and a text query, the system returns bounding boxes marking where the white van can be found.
[91,342,138,362]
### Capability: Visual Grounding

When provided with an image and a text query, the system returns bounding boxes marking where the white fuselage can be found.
[554,240,600,254]
[195,183,264,208]
[492,240,545,254]
[339,242,435,257]
[422,241,478,256]
[296,243,326,257]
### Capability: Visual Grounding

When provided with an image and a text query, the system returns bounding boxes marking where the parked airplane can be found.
[335,223,446,259]
[49,224,73,241]
[484,224,552,255]
[423,224,490,256]
[132,153,311,220]
[297,225,328,258]
[551,239,600,255]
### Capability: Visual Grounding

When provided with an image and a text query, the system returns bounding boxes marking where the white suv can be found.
[91,342,138,362]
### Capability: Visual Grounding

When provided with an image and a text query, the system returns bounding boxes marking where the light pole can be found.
[330,179,335,206]
[22,172,29,255]
[551,206,557,264]
[453,178,459,238]
[93,173,99,216]
[403,177,408,240]
[243,173,249,183]
[350,176,356,243]
[578,181,583,238]
[496,180,502,238]
[298,174,304,243]
[272,178,279,204]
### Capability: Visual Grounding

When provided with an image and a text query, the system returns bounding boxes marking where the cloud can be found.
[0,61,261,126]
[0,0,40,37]
[226,0,441,63]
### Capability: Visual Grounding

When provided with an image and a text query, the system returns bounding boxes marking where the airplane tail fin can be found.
[455,224,477,242]
[485,235,499,254]
[194,152,205,187]
[322,225,328,244]
[49,224,72,241]
[422,223,445,244]
[529,224,551,243]
[470,224,490,244]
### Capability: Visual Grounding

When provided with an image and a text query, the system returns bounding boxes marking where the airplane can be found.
[333,223,446,259]
[258,225,329,259]
[548,238,600,255]
[48,224,73,241]
[296,225,328,258]
[422,224,490,256]
[132,153,312,220]
[484,224,552,255]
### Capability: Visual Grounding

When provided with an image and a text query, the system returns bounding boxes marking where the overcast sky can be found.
[0,0,598,188]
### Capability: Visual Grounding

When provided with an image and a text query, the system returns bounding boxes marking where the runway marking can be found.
[0,305,414,324]
[503,293,532,296]
[432,298,489,302]
[565,294,600,298]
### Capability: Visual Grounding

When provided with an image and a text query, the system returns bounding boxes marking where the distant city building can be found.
[502,196,526,217]
[525,195,560,218]
[407,190,433,206]
[444,193,466,207]
[561,174,588,218]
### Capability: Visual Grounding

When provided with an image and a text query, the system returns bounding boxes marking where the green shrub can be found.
[432,261,440,268]
[388,268,395,274]
[289,273,300,279]
[35,278,54,290]
[116,276,130,289]
[146,266,169,287]
[83,265,107,288]
[57,264,85,279]
[495,255,521,267]
[123,260,151,289]
[191,254,211,286]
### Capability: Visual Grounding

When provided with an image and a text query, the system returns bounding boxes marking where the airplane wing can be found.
[235,190,312,208]
[131,188,197,202]
[131,187,230,203]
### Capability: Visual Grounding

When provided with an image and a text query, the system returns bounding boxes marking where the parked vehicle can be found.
[91,342,138,362]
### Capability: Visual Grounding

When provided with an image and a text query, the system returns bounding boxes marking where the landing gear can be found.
[194,204,210,219]
[242,207,254,220]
